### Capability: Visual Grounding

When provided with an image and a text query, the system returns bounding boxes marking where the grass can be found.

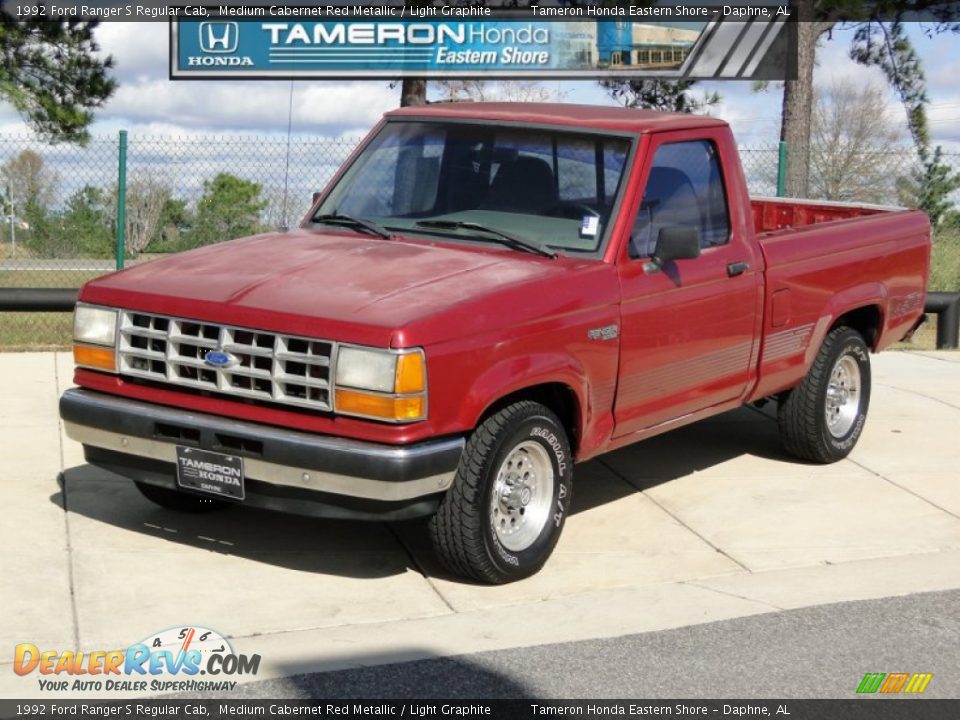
[0,242,33,263]
[894,322,938,352]
[0,266,106,351]
[1,238,118,349]
[896,229,960,352]
[0,269,105,288]
[0,313,75,350]
[930,229,960,293]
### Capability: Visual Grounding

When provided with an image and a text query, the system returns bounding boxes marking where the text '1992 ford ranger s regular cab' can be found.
[60,103,931,583]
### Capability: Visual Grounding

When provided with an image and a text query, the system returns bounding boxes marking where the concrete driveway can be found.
[2,350,959,697]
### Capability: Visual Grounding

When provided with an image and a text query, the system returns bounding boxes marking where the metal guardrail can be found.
[0,288,78,312]
[926,292,960,350]
[1,288,959,349]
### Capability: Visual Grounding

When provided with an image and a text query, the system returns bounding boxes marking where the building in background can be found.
[597,21,633,66]
[596,22,701,69]
[553,21,597,68]
[632,23,701,69]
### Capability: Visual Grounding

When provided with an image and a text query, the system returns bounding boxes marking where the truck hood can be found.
[81,229,593,346]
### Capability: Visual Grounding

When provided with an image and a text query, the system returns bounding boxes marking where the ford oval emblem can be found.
[204,350,236,368]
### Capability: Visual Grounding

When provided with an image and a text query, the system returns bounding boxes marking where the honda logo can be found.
[198,22,238,54]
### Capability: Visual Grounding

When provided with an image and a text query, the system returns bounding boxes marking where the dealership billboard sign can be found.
[170,14,795,80]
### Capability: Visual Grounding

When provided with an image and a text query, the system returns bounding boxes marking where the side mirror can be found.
[312,192,323,205]
[650,226,700,268]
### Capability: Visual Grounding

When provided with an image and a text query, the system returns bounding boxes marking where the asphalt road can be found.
[231,589,959,699]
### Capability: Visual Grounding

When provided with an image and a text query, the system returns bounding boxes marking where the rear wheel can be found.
[134,481,230,513]
[428,401,573,584]
[778,326,871,463]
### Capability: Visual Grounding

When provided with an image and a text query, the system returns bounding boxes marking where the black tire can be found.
[134,481,230,513]
[778,326,872,463]
[428,401,574,584]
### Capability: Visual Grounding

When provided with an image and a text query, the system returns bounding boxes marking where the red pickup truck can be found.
[61,103,931,583]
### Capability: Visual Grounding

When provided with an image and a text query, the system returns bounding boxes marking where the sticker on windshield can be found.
[580,216,600,238]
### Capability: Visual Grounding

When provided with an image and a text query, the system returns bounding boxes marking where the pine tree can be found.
[898,146,960,227]
[779,1,958,197]
[187,173,267,248]
[0,16,116,143]
[600,79,721,114]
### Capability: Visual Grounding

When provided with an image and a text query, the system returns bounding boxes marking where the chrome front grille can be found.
[117,311,335,411]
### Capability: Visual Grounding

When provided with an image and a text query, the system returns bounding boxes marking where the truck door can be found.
[613,132,762,437]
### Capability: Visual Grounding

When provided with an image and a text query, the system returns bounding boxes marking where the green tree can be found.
[779,0,959,197]
[843,12,960,222]
[1,149,58,212]
[0,16,115,143]
[600,79,720,113]
[153,197,192,250]
[940,209,960,231]
[187,173,267,248]
[58,185,112,257]
[595,0,715,114]
[1,149,59,255]
[897,146,960,227]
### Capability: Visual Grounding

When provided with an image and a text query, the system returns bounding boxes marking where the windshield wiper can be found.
[415,220,556,259]
[313,212,393,239]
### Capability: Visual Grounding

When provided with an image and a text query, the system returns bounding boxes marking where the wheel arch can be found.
[477,382,582,457]
[828,304,884,349]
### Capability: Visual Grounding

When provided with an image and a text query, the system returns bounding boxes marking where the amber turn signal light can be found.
[334,388,425,423]
[73,344,117,373]
[394,351,426,395]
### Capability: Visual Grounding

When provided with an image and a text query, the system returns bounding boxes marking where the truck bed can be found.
[749,199,930,401]
[751,196,895,235]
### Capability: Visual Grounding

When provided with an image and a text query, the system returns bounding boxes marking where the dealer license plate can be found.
[175,446,245,501]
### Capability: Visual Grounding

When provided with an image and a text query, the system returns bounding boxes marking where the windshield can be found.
[312,120,632,256]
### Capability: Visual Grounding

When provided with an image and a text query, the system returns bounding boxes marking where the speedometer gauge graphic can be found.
[140,625,232,666]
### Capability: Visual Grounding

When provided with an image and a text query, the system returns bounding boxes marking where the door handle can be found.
[727,261,750,277]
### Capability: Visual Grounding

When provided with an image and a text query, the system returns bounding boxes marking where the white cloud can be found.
[0,20,957,147]
[95,23,170,82]
[928,95,960,144]
[704,84,782,145]
[101,78,396,133]
[0,22,399,138]
[812,30,889,88]
[86,24,397,134]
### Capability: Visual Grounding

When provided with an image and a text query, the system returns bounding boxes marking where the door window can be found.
[630,140,731,258]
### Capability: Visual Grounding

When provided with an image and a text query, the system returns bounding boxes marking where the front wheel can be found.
[428,401,574,584]
[778,326,872,463]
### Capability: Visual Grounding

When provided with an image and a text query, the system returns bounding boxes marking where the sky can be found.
[0,21,957,151]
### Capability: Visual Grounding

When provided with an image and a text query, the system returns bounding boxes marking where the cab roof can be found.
[385,102,728,134]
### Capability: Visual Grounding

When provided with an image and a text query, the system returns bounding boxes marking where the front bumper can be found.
[59,388,464,521]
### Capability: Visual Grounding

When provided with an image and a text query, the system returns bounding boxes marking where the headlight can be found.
[334,346,426,422]
[74,305,117,346]
[335,347,401,393]
[73,304,118,372]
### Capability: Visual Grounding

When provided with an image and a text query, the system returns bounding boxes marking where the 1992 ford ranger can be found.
[60,103,931,583]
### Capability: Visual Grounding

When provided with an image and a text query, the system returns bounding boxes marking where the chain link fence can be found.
[738,145,960,309]
[1,132,959,349]
[0,133,361,348]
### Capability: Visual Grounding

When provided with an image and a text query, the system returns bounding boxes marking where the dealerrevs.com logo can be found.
[14,626,260,693]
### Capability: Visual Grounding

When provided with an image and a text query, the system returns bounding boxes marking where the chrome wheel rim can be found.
[490,441,554,552]
[825,355,861,438]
